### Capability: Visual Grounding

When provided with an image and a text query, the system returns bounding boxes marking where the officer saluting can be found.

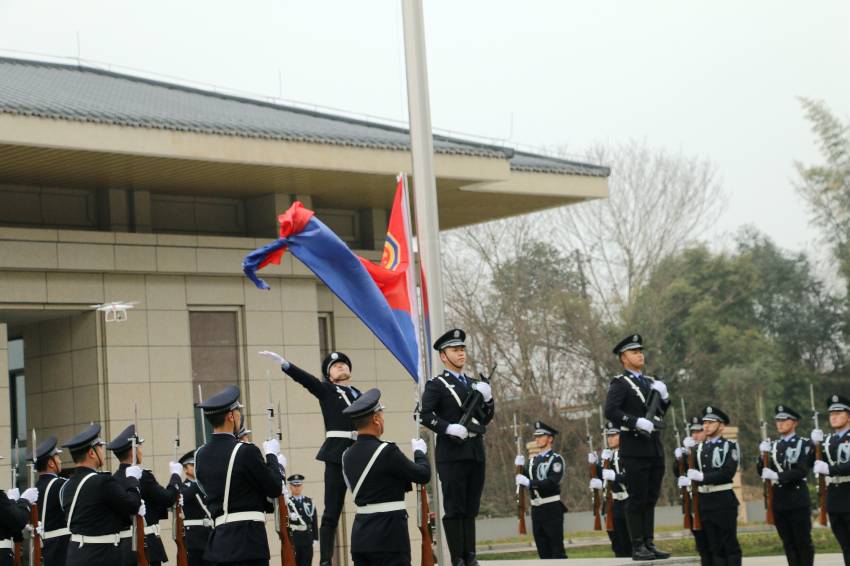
[194,385,283,565]
[421,329,494,566]
[812,393,850,564]
[603,334,670,561]
[107,424,182,566]
[177,450,213,566]
[59,423,143,566]
[32,436,69,566]
[515,421,567,559]
[260,349,360,566]
[286,474,318,566]
[757,405,814,566]
[340,388,431,566]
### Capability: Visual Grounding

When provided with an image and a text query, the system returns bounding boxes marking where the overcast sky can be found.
[2,1,848,256]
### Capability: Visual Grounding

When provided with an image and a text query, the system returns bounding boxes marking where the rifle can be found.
[671,406,692,530]
[682,398,701,531]
[173,415,189,566]
[810,383,828,526]
[600,405,614,532]
[414,394,436,566]
[585,413,601,531]
[197,385,207,444]
[267,375,296,566]
[513,414,527,535]
[637,378,667,440]
[131,403,150,566]
[758,395,775,525]
[12,439,22,566]
[29,430,41,566]
[451,366,495,443]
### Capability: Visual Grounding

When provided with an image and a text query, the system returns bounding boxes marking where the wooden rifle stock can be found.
[134,514,149,566]
[590,460,601,531]
[30,501,41,566]
[515,463,527,535]
[278,495,296,566]
[677,456,692,530]
[13,541,22,566]
[602,459,614,532]
[174,492,189,566]
[816,442,827,526]
[687,450,702,530]
[762,451,775,525]
[419,484,436,566]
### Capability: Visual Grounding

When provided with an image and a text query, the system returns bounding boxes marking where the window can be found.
[318,312,334,361]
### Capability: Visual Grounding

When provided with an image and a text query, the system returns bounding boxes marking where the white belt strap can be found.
[290,523,308,531]
[355,501,406,514]
[529,495,561,507]
[698,483,734,494]
[825,436,837,466]
[184,518,212,527]
[436,377,463,408]
[352,442,389,499]
[218,442,243,526]
[0,540,11,549]
[70,533,121,546]
[335,386,353,407]
[42,527,71,540]
[827,475,850,485]
[612,492,629,501]
[67,472,98,531]
[622,374,647,405]
[40,477,60,534]
[326,431,357,440]
[195,493,212,521]
[144,524,160,536]
[214,511,265,527]
[118,529,132,539]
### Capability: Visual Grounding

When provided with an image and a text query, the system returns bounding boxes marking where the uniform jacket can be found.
[341,434,430,554]
[284,363,361,463]
[756,433,813,511]
[823,431,850,514]
[195,432,283,562]
[603,371,670,459]
[420,370,495,463]
[598,449,628,517]
[523,449,566,514]
[0,489,30,559]
[180,479,212,551]
[288,495,318,547]
[693,437,740,513]
[36,473,69,566]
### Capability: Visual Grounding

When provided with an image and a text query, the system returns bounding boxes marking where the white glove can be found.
[258,350,288,366]
[589,478,603,490]
[20,487,38,505]
[263,438,280,457]
[587,452,598,464]
[674,447,683,459]
[178,494,184,507]
[313,540,319,549]
[677,476,692,488]
[277,453,288,469]
[650,380,669,400]
[602,469,616,482]
[811,429,824,443]
[169,461,182,476]
[636,417,654,433]
[446,424,469,439]
[761,468,779,482]
[411,438,427,454]
[601,449,613,461]
[814,460,831,476]
[687,469,704,482]
[515,474,530,488]
[683,437,696,448]
[138,500,147,517]
[514,455,526,467]
[472,382,492,402]
[289,512,300,521]
[35,524,44,536]
[6,488,19,501]
[759,440,772,453]
[125,465,143,480]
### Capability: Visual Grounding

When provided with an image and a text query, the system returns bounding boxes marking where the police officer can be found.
[677,417,709,566]
[340,388,431,566]
[812,393,850,565]
[195,385,284,565]
[590,422,631,558]
[757,405,814,566]
[0,470,37,565]
[106,424,182,566]
[286,474,318,566]
[32,435,69,566]
[515,421,566,559]
[421,329,495,566]
[59,423,143,566]
[681,406,741,566]
[177,450,213,566]
[260,349,360,566]
[603,334,670,561]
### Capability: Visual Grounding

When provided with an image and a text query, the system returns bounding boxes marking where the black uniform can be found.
[0,490,30,566]
[35,473,70,566]
[823,429,850,565]
[523,449,566,558]
[180,478,213,566]
[281,358,360,565]
[600,450,631,557]
[60,466,142,566]
[288,494,318,566]
[692,437,741,565]
[757,431,815,566]
[342,434,431,566]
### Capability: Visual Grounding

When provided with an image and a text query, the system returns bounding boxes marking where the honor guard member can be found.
[515,421,566,559]
[238,427,253,444]
[59,423,143,566]
[421,329,494,566]
[682,406,741,566]
[603,334,671,561]
[177,450,213,566]
[286,475,318,566]
[194,385,283,565]
[590,422,631,558]
[0,472,37,565]
[260,349,360,566]
[107,424,182,566]
[32,436,69,566]
[340,388,431,566]
[678,417,709,566]
[757,405,814,566]
[812,394,850,565]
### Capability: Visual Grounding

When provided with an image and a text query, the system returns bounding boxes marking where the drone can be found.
[90,301,138,323]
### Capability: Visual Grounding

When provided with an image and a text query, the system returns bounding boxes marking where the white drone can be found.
[90,301,138,323]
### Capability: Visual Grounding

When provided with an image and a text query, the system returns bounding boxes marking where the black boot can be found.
[643,506,670,559]
[463,517,479,566]
[442,517,465,566]
[700,553,712,566]
[318,524,335,566]
[727,554,742,566]
[631,539,656,561]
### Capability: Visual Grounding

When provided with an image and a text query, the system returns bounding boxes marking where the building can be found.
[0,56,609,563]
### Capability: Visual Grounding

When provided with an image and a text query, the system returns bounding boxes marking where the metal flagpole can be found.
[401,2,448,564]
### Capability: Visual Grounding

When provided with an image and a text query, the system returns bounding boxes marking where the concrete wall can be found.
[0,324,9,487]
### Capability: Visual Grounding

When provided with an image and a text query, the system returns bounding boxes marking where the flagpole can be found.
[401,2,448,565]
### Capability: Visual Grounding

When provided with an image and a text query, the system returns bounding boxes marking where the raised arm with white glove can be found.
[258,350,289,370]
[125,465,143,480]
[169,461,182,476]
[263,438,281,458]
[20,487,38,505]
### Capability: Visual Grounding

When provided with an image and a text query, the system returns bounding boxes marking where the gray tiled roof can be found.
[0,57,609,177]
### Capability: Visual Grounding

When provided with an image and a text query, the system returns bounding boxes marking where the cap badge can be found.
[331,353,338,360]
[453,330,460,338]
[778,405,784,412]
[633,334,638,341]
[833,395,839,402]
[706,406,713,413]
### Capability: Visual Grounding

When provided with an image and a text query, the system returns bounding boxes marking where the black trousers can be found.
[188,547,214,566]
[701,506,741,560]
[621,456,664,543]
[608,514,632,557]
[693,528,710,563]
[829,511,850,566]
[531,503,566,559]
[774,507,814,566]
[351,551,410,566]
[319,462,348,562]
[436,460,486,518]
[294,544,313,566]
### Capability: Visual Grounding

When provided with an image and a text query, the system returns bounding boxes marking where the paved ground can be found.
[480,554,846,565]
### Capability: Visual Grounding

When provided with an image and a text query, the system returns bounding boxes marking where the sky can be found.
[1,0,848,256]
